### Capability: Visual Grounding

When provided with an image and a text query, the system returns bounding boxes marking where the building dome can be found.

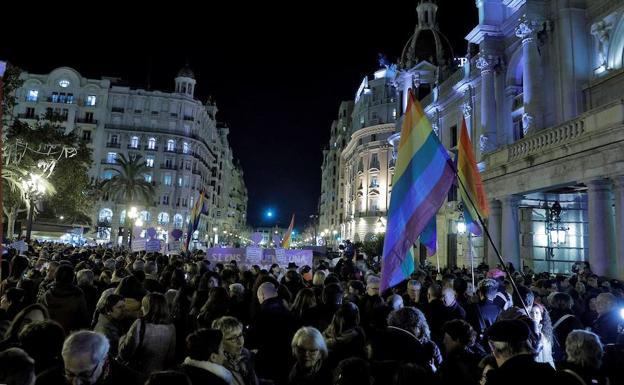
[399,0,455,69]
[177,65,195,79]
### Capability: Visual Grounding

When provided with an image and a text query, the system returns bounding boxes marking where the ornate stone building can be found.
[11,65,247,245]
[323,0,624,277]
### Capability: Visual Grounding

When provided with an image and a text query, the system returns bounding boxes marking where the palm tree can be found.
[100,154,155,243]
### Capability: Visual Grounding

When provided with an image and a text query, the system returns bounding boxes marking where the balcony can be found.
[111,107,125,113]
[46,97,74,104]
[163,148,177,153]
[101,159,117,165]
[127,144,140,150]
[144,145,159,151]
[75,118,98,124]
[17,113,38,120]
[106,142,121,148]
[160,163,177,170]
[183,116,194,121]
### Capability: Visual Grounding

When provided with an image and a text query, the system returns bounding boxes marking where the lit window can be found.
[98,208,113,222]
[106,152,117,163]
[167,139,175,151]
[130,136,139,148]
[145,156,154,167]
[183,142,189,154]
[164,175,172,186]
[144,174,152,183]
[392,108,397,119]
[173,214,183,228]
[158,212,169,224]
[148,137,156,149]
[140,211,150,222]
[86,95,97,106]
[58,79,70,88]
[26,90,39,102]
[178,177,183,187]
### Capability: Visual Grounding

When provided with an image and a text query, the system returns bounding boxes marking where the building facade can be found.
[11,65,247,245]
[322,0,624,278]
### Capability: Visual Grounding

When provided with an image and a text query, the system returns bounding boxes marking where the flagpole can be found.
[450,159,530,316]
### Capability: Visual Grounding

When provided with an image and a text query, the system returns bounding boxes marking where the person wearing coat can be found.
[180,328,233,385]
[40,264,89,334]
[94,294,125,357]
[118,293,176,381]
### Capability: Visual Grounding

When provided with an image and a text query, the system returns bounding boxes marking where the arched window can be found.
[158,212,169,225]
[98,208,113,223]
[183,142,189,154]
[167,139,175,152]
[148,137,156,149]
[173,214,184,229]
[130,136,139,148]
[139,210,151,222]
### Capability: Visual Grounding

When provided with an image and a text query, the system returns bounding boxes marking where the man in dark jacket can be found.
[438,319,485,385]
[466,278,502,339]
[40,264,90,334]
[425,284,461,344]
[247,282,297,385]
[484,320,557,385]
[592,292,621,344]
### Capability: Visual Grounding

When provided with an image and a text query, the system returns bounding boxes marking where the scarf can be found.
[183,357,234,384]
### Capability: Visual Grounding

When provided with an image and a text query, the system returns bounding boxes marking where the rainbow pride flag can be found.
[183,190,208,251]
[458,117,489,235]
[381,91,455,291]
[281,214,295,249]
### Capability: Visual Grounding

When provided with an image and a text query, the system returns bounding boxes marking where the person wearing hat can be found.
[287,262,299,271]
[484,320,556,385]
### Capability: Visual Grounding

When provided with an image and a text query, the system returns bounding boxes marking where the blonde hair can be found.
[291,327,328,359]
[312,271,327,286]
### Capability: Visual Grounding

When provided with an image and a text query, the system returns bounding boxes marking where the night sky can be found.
[2,1,476,228]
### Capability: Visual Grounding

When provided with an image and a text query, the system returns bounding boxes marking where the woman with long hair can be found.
[323,302,366,369]
[291,288,317,321]
[118,293,176,378]
[197,286,230,329]
[530,303,554,367]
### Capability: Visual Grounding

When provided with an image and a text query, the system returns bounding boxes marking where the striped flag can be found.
[380,90,455,291]
[281,214,295,249]
[458,117,489,235]
[183,190,208,251]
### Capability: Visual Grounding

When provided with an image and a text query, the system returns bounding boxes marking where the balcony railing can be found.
[127,144,140,149]
[111,107,125,113]
[75,118,98,124]
[144,145,159,151]
[17,113,38,120]
[106,142,121,148]
[160,163,177,170]
[101,159,117,165]
[508,118,585,161]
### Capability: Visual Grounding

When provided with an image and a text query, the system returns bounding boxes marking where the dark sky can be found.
[2,1,477,228]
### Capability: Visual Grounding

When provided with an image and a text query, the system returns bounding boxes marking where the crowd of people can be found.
[0,240,622,385]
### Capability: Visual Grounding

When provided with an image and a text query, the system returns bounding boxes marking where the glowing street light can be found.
[23,173,48,242]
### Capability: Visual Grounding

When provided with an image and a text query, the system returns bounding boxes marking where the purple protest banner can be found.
[205,248,312,270]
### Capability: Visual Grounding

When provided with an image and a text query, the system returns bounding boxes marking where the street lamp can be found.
[457,213,467,235]
[23,173,48,242]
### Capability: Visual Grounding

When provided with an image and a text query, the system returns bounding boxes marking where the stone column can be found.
[612,177,624,279]
[586,179,616,277]
[486,199,502,268]
[515,16,543,135]
[476,53,498,155]
[501,195,522,271]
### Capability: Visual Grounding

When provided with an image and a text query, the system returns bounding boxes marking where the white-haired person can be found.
[36,330,141,385]
[212,316,258,385]
[557,330,608,385]
[288,326,332,385]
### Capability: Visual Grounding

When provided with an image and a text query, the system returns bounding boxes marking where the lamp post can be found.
[23,173,47,242]
[126,206,138,248]
[544,200,567,272]
[309,214,319,246]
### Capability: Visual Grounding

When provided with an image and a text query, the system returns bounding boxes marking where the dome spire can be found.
[416,0,438,30]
